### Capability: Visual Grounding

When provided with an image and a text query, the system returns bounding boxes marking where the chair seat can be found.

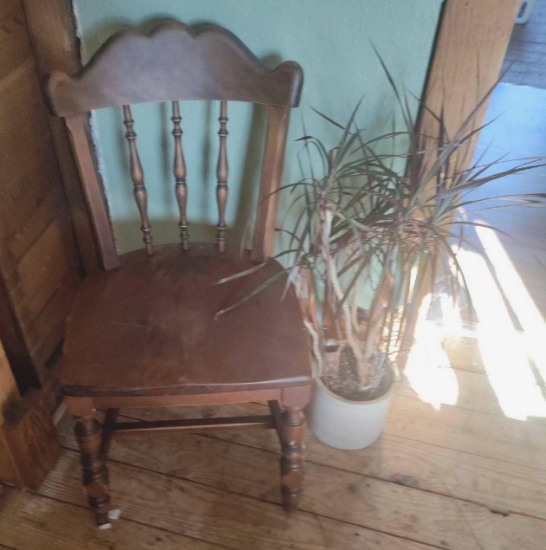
[61,243,312,397]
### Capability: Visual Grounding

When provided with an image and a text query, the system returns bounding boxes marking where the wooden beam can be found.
[420,0,521,156]
[22,0,100,273]
[398,0,521,370]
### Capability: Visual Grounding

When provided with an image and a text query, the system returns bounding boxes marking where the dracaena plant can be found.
[218,77,546,397]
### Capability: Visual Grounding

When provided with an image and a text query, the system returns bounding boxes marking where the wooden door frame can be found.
[420,0,521,157]
[398,0,522,368]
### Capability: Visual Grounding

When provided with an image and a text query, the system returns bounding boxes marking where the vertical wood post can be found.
[398,0,522,371]
[65,115,120,270]
[251,106,290,263]
[420,0,521,163]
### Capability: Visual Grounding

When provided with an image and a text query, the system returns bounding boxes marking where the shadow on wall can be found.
[104,100,271,253]
[111,220,258,254]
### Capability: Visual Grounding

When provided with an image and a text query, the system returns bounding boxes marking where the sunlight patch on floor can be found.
[450,229,546,421]
[476,225,546,386]
[404,296,459,410]
[405,225,546,421]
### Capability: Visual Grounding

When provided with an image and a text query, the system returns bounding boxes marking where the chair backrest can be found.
[46,21,303,270]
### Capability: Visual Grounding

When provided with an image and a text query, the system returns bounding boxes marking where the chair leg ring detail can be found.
[280,407,304,512]
[75,415,111,527]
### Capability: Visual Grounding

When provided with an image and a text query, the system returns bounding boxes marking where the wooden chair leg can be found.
[279,405,304,512]
[74,414,111,527]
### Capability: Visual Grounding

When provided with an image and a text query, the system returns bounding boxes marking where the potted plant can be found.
[218,83,546,450]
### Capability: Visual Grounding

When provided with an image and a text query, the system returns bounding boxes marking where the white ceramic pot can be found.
[307,363,398,450]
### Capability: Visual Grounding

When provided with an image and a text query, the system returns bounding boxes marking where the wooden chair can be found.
[45,22,311,527]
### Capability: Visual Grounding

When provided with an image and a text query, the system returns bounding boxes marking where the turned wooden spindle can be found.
[216,100,229,252]
[171,101,189,250]
[123,105,153,255]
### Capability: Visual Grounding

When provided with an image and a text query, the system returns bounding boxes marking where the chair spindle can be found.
[122,105,153,254]
[171,101,189,250]
[216,100,229,252]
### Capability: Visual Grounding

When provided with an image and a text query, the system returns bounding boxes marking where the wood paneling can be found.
[0,1,31,80]
[0,0,82,402]
[1,341,61,489]
[22,0,99,273]
[0,388,61,490]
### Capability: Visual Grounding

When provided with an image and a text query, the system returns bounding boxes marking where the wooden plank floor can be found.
[502,0,546,88]
[0,343,545,550]
[2,67,546,550]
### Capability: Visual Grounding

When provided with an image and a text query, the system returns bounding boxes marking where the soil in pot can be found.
[321,346,394,402]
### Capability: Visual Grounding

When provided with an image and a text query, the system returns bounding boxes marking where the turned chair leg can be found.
[279,405,305,512]
[74,414,111,527]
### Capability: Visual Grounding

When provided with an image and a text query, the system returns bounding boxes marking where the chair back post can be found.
[251,105,291,263]
[64,114,119,270]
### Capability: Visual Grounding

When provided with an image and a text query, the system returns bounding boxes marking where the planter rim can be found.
[314,361,399,407]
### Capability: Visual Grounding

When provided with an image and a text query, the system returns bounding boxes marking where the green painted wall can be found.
[73,0,444,253]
